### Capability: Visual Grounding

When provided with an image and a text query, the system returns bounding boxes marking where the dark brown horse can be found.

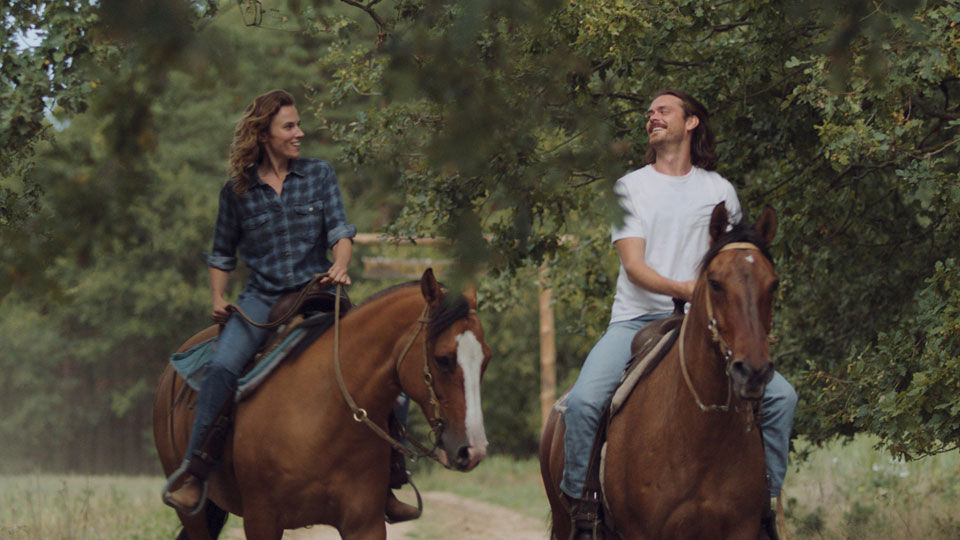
[540,205,779,539]
[154,269,491,540]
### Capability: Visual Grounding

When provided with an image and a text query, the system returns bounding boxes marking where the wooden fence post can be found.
[538,263,557,429]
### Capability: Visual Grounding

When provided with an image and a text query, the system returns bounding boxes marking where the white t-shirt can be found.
[609,164,741,323]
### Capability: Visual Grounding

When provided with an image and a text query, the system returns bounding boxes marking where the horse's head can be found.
[412,269,491,471]
[698,203,778,400]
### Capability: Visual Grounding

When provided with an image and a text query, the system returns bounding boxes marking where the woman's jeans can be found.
[182,287,281,468]
[560,314,797,499]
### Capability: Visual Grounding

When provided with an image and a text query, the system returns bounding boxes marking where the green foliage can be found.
[771,2,960,457]
[785,435,960,539]
[0,1,103,227]
[320,0,960,459]
[805,259,960,458]
[0,1,358,472]
[3,0,960,471]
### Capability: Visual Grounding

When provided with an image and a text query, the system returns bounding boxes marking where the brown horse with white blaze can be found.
[153,269,491,540]
[540,204,779,539]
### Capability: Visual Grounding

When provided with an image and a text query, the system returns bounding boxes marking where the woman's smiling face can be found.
[261,105,304,161]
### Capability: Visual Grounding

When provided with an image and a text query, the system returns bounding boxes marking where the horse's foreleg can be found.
[339,521,387,540]
[540,409,572,540]
[241,504,283,540]
[175,504,227,540]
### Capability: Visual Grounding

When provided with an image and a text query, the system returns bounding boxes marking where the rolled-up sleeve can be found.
[205,185,240,271]
[321,164,357,248]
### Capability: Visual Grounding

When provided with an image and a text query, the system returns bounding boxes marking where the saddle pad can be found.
[609,327,679,416]
[169,326,311,402]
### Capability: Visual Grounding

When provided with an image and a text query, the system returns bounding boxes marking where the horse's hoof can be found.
[162,475,207,517]
[385,490,421,523]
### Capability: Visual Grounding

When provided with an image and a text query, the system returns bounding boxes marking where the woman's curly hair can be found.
[227,89,296,196]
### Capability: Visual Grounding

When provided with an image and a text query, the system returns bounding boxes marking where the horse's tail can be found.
[546,511,557,540]
[174,501,229,540]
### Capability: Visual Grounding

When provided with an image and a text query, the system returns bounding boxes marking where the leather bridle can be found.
[332,284,460,468]
[678,242,767,413]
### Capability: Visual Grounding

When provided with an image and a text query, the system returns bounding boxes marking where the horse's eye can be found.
[708,279,723,293]
[434,355,456,372]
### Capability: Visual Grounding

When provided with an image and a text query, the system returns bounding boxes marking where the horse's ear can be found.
[756,206,777,247]
[709,202,729,244]
[420,267,443,307]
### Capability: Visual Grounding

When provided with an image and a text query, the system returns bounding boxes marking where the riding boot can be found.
[384,447,421,522]
[389,447,409,489]
[385,489,422,523]
[758,499,780,540]
[163,364,236,514]
[165,474,204,511]
[565,492,603,540]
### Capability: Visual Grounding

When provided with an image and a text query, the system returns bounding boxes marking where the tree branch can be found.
[595,91,647,103]
[910,95,960,121]
[910,137,960,159]
[338,0,388,44]
[571,172,604,188]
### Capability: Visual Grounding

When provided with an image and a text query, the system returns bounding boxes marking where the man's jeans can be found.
[183,287,280,464]
[560,315,797,499]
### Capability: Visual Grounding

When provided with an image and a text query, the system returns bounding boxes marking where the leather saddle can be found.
[256,286,353,359]
[268,288,352,324]
[576,299,687,534]
[627,299,685,371]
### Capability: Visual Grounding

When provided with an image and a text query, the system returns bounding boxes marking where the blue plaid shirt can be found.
[205,158,357,294]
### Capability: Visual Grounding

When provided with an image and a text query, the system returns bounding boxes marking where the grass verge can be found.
[4,435,960,539]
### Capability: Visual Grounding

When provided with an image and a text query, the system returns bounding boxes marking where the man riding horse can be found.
[559,89,797,539]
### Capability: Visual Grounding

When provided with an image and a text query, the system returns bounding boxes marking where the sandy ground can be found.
[223,491,548,540]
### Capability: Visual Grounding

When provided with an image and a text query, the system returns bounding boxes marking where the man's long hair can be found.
[227,89,296,196]
[644,89,718,171]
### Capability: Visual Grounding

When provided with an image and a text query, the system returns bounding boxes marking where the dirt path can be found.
[223,491,548,539]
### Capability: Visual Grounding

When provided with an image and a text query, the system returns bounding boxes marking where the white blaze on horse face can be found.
[744,254,755,264]
[456,330,489,453]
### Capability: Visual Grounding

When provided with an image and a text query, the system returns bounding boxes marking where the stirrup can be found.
[566,492,603,540]
[161,461,209,517]
[385,476,423,524]
[570,523,601,540]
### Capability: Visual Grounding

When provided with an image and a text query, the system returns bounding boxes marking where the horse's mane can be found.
[352,280,471,340]
[698,218,774,274]
[354,280,420,307]
[286,280,471,361]
[426,292,471,340]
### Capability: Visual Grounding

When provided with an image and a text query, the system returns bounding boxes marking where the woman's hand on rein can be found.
[321,263,352,287]
[211,297,232,324]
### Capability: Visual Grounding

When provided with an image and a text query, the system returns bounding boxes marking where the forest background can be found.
[1,0,959,473]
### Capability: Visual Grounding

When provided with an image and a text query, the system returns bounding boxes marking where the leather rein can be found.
[330,284,455,468]
[678,242,764,413]
[224,274,453,466]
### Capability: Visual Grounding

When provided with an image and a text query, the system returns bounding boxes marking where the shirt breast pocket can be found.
[240,212,271,259]
[294,199,325,247]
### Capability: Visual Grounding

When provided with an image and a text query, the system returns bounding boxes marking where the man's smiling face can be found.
[646,94,695,147]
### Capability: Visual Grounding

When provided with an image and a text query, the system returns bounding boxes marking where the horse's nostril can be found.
[457,446,470,465]
[731,360,750,378]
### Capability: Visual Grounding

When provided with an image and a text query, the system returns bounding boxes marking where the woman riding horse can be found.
[155,269,492,540]
[160,89,420,522]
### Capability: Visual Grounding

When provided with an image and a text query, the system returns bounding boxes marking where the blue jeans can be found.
[561,315,797,498]
[183,287,281,465]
